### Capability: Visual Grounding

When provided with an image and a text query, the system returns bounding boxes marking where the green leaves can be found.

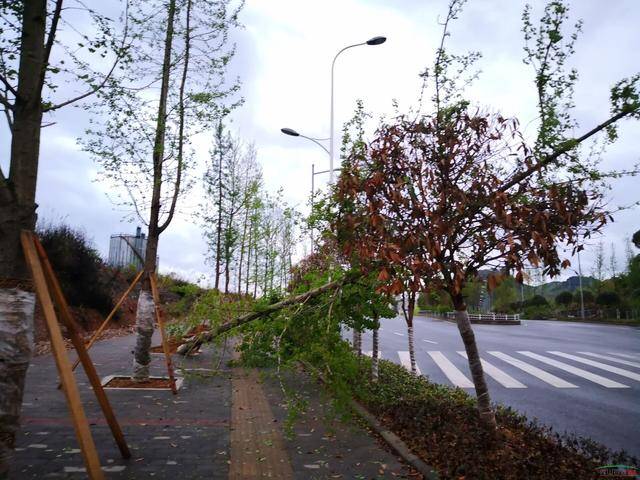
[610,74,640,118]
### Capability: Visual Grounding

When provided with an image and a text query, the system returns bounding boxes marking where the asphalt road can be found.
[353,315,640,457]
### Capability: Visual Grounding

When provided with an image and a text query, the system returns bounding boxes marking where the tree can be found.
[204,122,235,291]
[83,0,243,379]
[593,241,605,282]
[493,277,519,312]
[632,230,640,250]
[609,242,618,278]
[575,289,594,305]
[334,0,638,426]
[555,291,574,306]
[0,1,129,472]
[595,291,620,307]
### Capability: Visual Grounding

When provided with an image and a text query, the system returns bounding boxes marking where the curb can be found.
[300,361,439,480]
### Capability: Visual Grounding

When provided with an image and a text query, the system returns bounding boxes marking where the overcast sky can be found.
[3,0,638,285]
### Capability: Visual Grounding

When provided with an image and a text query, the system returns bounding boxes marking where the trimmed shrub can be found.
[596,291,621,307]
[555,291,574,306]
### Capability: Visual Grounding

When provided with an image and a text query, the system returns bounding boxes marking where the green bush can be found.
[521,304,555,320]
[555,291,574,306]
[575,289,595,305]
[596,290,621,307]
[37,222,113,318]
[527,294,548,307]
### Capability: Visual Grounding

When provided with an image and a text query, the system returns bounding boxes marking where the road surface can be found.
[354,315,640,457]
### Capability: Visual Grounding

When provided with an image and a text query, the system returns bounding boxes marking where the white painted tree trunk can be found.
[0,288,35,475]
[372,326,379,381]
[132,291,155,380]
[407,324,417,374]
[352,328,362,356]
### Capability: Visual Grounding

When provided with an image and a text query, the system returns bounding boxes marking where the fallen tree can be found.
[176,273,358,354]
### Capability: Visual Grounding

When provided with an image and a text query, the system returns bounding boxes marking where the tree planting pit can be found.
[101,375,184,391]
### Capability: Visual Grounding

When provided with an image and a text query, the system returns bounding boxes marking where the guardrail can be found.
[446,312,520,322]
[417,311,521,324]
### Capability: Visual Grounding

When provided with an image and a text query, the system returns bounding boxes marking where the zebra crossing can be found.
[362,349,640,389]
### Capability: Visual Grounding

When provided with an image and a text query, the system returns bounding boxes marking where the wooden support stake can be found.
[33,236,131,459]
[69,269,144,374]
[149,273,178,394]
[20,231,105,480]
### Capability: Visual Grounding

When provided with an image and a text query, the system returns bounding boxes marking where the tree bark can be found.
[453,293,496,427]
[352,329,362,356]
[214,125,224,291]
[132,0,176,380]
[0,1,46,474]
[372,322,379,381]
[237,203,249,294]
[402,292,417,374]
[244,217,253,295]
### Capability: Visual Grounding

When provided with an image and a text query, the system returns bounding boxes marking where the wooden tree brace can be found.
[150,273,178,394]
[21,230,132,480]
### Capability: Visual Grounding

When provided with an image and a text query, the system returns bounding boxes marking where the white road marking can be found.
[457,352,526,388]
[487,352,578,388]
[578,352,640,369]
[547,352,640,382]
[393,332,404,336]
[606,352,640,360]
[427,351,473,388]
[518,351,629,388]
[423,339,438,344]
[398,351,421,375]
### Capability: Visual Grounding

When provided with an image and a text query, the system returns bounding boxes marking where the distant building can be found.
[108,227,147,270]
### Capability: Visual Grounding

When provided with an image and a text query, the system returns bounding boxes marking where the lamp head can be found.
[366,36,386,46]
[281,127,300,137]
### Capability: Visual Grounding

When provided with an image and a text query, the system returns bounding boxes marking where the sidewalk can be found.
[12,333,417,479]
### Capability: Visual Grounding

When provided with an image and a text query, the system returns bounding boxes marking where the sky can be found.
[2,0,639,285]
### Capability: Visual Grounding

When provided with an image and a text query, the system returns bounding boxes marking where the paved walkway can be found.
[12,333,416,478]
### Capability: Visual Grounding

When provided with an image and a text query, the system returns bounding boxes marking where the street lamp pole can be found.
[329,36,386,184]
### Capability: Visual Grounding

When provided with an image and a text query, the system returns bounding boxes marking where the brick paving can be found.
[13,333,232,479]
[11,333,416,479]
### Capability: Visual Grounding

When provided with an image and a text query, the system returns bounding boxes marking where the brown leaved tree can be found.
[333,0,638,427]
[334,105,633,425]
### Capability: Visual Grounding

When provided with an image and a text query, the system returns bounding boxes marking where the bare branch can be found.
[43,0,130,112]
[499,108,636,193]
[38,0,64,96]
[0,74,17,98]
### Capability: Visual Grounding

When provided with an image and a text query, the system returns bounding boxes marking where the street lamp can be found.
[329,36,386,184]
[280,127,329,155]
[280,127,330,252]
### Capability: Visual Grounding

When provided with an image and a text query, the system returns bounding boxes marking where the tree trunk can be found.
[178,273,358,354]
[237,205,249,295]
[244,220,253,295]
[132,0,176,380]
[0,1,46,474]
[214,130,223,291]
[402,292,417,374]
[453,293,496,426]
[352,329,362,355]
[253,241,258,298]
[372,321,379,381]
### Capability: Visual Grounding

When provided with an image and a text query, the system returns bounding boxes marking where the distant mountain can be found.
[528,275,597,299]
